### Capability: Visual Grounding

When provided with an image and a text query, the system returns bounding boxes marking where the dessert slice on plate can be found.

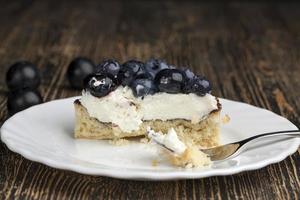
[74,59,221,148]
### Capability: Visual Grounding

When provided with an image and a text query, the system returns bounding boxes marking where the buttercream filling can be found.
[80,86,218,132]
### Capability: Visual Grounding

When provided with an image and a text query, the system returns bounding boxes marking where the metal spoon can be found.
[201,130,300,161]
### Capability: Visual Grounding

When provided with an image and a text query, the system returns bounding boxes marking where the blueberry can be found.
[145,58,169,77]
[118,60,146,85]
[67,57,95,89]
[184,76,212,96]
[96,59,120,77]
[130,79,157,97]
[84,74,117,97]
[7,88,43,116]
[154,69,186,94]
[6,61,41,91]
[135,71,153,80]
[183,68,195,80]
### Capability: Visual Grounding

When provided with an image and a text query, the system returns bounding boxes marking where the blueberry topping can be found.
[184,76,212,96]
[118,60,146,85]
[168,65,176,69]
[145,58,169,77]
[154,69,186,94]
[7,88,43,116]
[130,79,157,97]
[135,71,153,80]
[84,74,117,97]
[79,58,212,97]
[67,57,95,90]
[183,68,195,80]
[96,59,120,77]
[6,61,41,91]
[117,69,134,86]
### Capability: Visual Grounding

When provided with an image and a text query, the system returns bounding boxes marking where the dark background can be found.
[0,1,299,199]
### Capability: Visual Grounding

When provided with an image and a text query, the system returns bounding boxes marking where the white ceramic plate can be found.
[1,97,299,180]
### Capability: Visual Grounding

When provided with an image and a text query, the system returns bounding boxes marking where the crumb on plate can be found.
[222,114,230,124]
[109,138,130,146]
[166,146,211,168]
[140,137,149,144]
[152,159,159,167]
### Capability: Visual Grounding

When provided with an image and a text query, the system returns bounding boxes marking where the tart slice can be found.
[74,59,221,148]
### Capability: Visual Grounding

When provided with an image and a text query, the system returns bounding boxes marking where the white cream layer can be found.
[147,127,187,154]
[80,86,218,132]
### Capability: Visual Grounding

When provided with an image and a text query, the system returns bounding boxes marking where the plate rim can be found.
[1,97,299,180]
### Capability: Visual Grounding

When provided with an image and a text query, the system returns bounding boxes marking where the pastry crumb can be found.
[140,137,149,144]
[147,127,211,168]
[109,138,130,146]
[185,163,193,169]
[166,146,211,168]
[151,159,159,167]
[222,114,230,124]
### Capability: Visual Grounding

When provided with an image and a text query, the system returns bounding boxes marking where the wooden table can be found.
[0,1,299,199]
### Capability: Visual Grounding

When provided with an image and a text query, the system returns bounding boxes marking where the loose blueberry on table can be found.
[6,61,43,116]
[67,57,95,89]
[7,88,43,116]
[6,61,41,91]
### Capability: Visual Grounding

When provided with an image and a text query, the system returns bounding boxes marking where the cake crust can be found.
[74,99,221,147]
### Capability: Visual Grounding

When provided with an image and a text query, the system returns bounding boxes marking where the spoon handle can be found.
[239,130,300,146]
[218,130,300,161]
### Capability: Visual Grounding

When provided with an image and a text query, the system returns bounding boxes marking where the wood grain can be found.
[0,1,299,199]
